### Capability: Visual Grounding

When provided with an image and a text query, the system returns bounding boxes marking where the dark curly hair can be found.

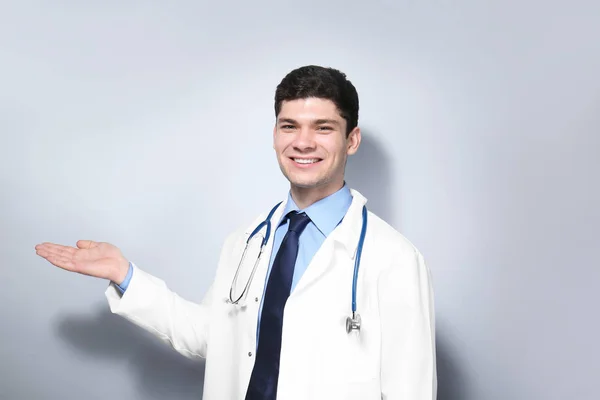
[274,65,359,137]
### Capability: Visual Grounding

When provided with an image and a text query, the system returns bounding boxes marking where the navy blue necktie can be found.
[245,211,312,400]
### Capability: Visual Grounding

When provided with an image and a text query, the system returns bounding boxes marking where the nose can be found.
[292,127,316,152]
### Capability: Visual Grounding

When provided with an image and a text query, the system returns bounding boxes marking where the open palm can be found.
[35,240,129,283]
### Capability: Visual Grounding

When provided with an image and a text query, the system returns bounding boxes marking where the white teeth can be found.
[294,158,319,164]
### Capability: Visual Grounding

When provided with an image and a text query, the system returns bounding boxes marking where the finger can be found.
[36,243,77,257]
[35,242,62,251]
[76,240,97,249]
[44,253,76,271]
[35,246,66,261]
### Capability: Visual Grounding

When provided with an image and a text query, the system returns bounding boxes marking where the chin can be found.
[281,165,336,190]
[288,174,334,190]
[283,173,316,187]
[288,177,319,188]
[291,182,320,189]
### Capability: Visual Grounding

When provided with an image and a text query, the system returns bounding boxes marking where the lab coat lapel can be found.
[242,194,289,292]
[290,189,368,296]
[237,195,290,340]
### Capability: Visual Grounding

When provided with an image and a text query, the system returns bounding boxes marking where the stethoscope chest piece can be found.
[346,312,361,333]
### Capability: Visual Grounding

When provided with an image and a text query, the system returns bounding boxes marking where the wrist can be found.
[112,257,130,284]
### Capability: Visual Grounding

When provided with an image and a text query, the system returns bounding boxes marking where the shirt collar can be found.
[279,183,353,237]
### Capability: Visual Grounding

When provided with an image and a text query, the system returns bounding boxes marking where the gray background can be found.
[1,1,598,399]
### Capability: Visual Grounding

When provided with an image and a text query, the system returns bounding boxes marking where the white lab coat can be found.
[105,189,437,399]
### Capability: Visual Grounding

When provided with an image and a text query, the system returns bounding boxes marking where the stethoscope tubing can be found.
[230,201,367,333]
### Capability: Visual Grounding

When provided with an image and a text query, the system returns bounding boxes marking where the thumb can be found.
[76,240,98,249]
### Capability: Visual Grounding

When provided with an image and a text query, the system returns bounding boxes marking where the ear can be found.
[272,123,277,149]
[346,126,361,156]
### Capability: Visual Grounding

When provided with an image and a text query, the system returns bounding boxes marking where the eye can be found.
[280,124,295,130]
[317,126,333,131]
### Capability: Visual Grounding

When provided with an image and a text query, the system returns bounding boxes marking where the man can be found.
[35,65,437,399]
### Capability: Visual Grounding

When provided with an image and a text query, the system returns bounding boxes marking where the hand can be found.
[35,240,130,284]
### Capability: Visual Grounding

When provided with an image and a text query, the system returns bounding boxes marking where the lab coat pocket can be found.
[318,344,379,400]
[317,320,380,398]
[339,337,380,400]
[341,331,379,382]
[346,378,380,400]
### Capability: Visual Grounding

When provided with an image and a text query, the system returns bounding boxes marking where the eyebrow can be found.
[277,118,340,126]
[278,118,298,125]
[314,119,340,126]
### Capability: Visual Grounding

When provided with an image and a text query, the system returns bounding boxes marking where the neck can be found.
[290,181,344,209]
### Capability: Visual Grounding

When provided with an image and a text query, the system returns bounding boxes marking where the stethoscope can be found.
[226,201,368,334]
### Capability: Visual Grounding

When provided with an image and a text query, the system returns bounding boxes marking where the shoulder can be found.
[363,211,432,293]
[225,214,261,243]
[365,210,423,260]
[222,201,282,247]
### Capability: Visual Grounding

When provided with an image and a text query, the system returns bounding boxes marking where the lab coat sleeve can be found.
[378,248,437,399]
[104,262,214,360]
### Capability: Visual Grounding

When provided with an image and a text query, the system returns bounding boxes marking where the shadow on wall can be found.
[435,324,466,400]
[345,129,395,223]
[346,130,464,400]
[54,305,205,399]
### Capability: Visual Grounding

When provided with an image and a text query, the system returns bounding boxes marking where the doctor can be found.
[35,65,437,399]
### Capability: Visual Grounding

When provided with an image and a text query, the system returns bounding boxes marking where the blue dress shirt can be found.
[115,184,353,342]
[255,184,352,340]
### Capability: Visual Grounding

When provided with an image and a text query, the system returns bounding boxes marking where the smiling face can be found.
[273,97,361,204]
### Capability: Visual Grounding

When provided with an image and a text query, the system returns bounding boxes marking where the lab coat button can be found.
[255,297,259,302]
[248,352,253,357]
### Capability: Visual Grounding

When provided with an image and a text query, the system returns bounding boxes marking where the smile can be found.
[292,158,321,164]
